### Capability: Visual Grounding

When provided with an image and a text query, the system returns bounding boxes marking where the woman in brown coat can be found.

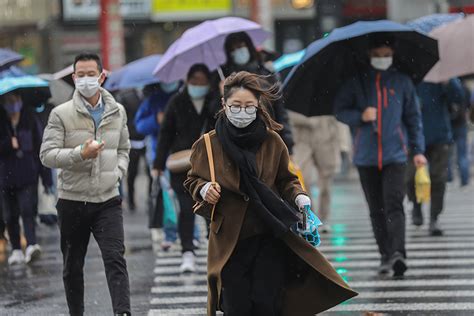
[184,71,357,316]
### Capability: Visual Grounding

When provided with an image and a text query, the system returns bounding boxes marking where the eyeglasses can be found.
[226,104,258,114]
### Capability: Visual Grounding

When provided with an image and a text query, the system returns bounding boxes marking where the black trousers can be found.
[171,172,195,253]
[406,144,450,221]
[56,197,131,316]
[221,234,287,316]
[0,199,6,239]
[127,147,149,207]
[358,163,407,260]
[1,184,37,249]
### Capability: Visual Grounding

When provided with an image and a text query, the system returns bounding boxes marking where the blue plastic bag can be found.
[298,205,322,247]
[159,175,178,227]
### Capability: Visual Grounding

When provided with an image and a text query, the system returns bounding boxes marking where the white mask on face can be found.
[225,107,257,128]
[231,47,251,65]
[75,75,101,98]
[370,57,393,71]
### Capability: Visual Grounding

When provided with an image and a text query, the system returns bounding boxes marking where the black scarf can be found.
[215,115,299,238]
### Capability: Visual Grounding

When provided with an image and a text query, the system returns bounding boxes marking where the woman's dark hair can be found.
[221,71,283,131]
[224,32,259,66]
[187,63,211,80]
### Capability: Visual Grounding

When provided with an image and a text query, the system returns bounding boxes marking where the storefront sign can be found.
[62,0,150,21]
[151,0,232,21]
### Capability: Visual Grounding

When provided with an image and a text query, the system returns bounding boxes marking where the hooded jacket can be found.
[40,88,130,203]
[335,67,425,168]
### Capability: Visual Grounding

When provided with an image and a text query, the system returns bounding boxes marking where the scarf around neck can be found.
[215,115,299,238]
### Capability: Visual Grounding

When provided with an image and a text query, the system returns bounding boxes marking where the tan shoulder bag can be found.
[192,133,217,221]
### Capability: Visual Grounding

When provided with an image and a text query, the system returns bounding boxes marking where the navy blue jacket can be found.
[0,107,52,189]
[335,68,425,168]
[417,79,464,145]
[134,90,174,162]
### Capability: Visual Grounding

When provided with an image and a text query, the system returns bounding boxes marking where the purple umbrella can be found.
[153,16,270,83]
[0,48,24,71]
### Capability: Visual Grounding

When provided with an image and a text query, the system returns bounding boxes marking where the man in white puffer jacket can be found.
[40,53,131,316]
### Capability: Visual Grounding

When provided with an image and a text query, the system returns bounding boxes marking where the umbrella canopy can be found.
[407,13,464,34]
[0,48,24,71]
[424,15,474,83]
[283,20,439,117]
[104,54,162,91]
[38,74,74,106]
[153,16,270,83]
[273,50,306,73]
[0,66,50,106]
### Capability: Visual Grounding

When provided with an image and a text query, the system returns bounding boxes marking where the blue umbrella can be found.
[104,54,162,91]
[273,50,305,73]
[283,20,439,117]
[407,13,464,34]
[0,48,24,70]
[0,66,50,107]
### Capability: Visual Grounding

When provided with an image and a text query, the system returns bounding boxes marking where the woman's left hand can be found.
[295,194,311,209]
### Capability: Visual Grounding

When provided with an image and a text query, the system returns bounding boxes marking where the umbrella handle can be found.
[217,66,225,81]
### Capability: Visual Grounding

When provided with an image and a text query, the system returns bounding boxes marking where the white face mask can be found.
[231,47,251,66]
[370,57,393,71]
[75,75,101,98]
[225,107,257,128]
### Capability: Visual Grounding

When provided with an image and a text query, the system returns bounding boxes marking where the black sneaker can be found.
[429,220,443,236]
[391,252,407,277]
[412,204,423,226]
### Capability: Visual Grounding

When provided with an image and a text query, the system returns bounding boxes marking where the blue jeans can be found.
[448,124,470,186]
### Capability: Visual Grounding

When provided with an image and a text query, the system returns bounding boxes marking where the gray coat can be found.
[40,88,130,203]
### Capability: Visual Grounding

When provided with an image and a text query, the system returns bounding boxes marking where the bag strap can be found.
[203,133,217,221]
[204,133,215,183]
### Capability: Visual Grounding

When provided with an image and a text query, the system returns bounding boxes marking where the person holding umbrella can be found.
[153,64,219,273]
[222,31,294,153]
[335,35,427,277]
[0,91,53,265]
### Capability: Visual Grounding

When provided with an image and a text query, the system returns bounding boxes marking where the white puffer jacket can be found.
[40,88,130,203]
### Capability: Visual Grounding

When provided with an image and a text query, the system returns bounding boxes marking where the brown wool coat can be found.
[184,130,358,316]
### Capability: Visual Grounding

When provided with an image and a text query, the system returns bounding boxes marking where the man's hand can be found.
[204,182,221,205]
[413,154,428,168]
[80,139,105,160]
[362,107,377,122]
[11,137,19,150]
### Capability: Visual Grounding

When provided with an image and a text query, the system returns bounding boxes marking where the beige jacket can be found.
[40,88,130,203]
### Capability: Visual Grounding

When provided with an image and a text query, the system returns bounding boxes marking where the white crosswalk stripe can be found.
[148,182,474,315]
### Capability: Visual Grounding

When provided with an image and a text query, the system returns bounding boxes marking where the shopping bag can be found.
[415,166,431,204]
[297,205,322,247]
[159,175,179,228]
[289,160,307,191]
[37,182,58,225]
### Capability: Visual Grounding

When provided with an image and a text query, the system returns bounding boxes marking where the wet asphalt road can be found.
[1,171,474,316]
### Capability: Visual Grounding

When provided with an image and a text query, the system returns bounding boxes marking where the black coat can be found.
[222,62,295,153]
[154,89,219,172]
[115,89,145,141]
[0,107,52,189]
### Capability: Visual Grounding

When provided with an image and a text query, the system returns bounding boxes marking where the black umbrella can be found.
[283,20,439,117]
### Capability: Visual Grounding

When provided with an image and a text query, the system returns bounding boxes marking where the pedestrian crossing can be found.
[148,182,474,315]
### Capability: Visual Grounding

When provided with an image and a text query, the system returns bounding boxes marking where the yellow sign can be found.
[152,0,231,13]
